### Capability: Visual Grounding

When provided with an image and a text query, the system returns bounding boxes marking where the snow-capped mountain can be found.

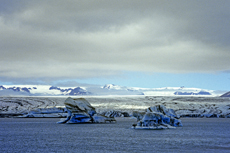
[220,91,230,97]
[0,85,90,96]
[0,84,223,96]
[111,85,214,96]
[102,84,124,90]
[0,85,33,93]
[49,86,90,95]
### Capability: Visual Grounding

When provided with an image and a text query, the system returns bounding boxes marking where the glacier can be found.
[0,96,229,118]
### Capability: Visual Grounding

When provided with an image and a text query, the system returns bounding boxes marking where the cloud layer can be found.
[1,0,230,83]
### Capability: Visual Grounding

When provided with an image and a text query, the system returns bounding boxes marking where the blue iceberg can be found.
[132,105,182,130]
[57,97,116,124]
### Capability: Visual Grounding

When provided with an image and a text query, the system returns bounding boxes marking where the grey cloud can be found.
[1,0,230,83]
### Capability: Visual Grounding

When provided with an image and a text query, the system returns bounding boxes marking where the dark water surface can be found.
[0,118,230,153]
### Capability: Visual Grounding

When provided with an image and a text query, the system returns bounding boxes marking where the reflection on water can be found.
[0,118,230,153]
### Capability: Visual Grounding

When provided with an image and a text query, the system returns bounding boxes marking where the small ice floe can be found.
[18,107,68,118]
[132,105,182,130]
[57,97,116,124]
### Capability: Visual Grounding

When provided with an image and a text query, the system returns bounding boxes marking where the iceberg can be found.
[57,97,116,124]
[132,105,182,130]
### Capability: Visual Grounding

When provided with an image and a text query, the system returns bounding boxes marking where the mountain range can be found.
[0,84,227,97]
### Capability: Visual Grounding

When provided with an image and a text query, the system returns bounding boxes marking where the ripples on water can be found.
[0,118,230,153]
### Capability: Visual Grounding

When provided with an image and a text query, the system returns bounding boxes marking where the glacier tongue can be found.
[0,96,230,118]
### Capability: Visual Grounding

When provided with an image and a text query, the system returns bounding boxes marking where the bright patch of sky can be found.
[51,71,230,91]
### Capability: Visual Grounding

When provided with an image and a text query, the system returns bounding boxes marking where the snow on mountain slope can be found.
[102,84,218,96]
[124,86,216,96]
[0,84,224,96]
[1,85,90,96]
[102,84,124,90]
[220,91,230,97]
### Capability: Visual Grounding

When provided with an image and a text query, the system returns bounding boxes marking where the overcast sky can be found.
[1,0,230,90]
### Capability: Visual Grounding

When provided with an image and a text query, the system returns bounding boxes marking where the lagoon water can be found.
[0,118,230,153]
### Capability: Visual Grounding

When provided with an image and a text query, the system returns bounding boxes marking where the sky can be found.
[0,0,230,91]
